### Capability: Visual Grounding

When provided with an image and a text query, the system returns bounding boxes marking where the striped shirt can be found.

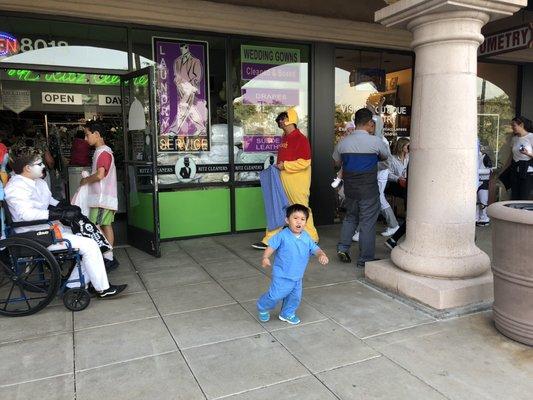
[332,130,390,199]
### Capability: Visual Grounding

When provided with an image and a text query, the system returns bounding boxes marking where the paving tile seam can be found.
[71,311,77,399]
[74,350,180,374]
[0,329,72,346]
[125,248,209,400]
[360,320,440,340]
[160,301,239,317]
[73,315,161,332]
[0,372,74,388]
[209,373,312,400]
[303,280,363,290]
[144,280,215,291]
[179,330,269,351]
[233,310,343,400]
[312,354,383,374]
[302,292,435,340]
[377,353,454,400]
[327,316,453,400]
[145,279,221,291]
[356,277,447,320]
[267,317,330,332]
[212,240,270,275]
[179,241,341,400]
[303,279,360,290]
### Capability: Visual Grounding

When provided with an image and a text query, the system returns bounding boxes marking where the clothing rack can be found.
[44,115,85,143]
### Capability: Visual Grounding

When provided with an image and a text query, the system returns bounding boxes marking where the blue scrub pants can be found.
[257,276,302,318]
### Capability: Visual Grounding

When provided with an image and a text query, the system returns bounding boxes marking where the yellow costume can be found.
[262,108,319,243]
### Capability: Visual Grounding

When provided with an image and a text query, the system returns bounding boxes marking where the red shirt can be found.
[96,151,113,177]
[276,129,311,162]
[69,138,91,166]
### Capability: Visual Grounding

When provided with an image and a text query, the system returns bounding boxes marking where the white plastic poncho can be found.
[71,171,90,217]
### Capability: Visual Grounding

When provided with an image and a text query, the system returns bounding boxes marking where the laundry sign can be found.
[42,92,82,105]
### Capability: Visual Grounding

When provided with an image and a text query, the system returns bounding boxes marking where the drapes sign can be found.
[153,37,210,152]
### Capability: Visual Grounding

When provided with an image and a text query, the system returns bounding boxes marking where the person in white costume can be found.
[5,147,127,299]
[476,141,493,226]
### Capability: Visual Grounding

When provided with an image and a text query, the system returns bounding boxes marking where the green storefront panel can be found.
[159,189,231,239]
[128,192,155,232]
[235,187,266,231]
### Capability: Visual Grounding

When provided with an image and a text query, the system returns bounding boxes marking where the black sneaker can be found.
[104,258,120,272]
[385,238,397,250]
[252,242,268,250]
[337,251,351,263]
[97,284,127,299]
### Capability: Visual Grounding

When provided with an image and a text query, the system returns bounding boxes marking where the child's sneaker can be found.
[331,177,342,189]
[279,314,301,325]
[258,310,270,322]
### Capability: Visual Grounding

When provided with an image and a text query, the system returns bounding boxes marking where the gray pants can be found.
[337,195,380,264]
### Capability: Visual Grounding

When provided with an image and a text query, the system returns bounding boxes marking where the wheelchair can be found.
[0,202,91,317]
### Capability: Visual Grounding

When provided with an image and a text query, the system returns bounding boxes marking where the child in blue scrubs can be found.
[257,204,329,325]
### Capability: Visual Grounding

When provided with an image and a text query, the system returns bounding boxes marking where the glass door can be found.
[121,67,161,257]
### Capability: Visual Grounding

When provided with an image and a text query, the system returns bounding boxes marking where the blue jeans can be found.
[337,195,380,264]
[257,276,302,317]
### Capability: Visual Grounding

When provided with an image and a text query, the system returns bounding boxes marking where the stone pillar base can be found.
[365,259,493,310]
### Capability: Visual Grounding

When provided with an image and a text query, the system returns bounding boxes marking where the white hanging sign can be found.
[2,89,31,113]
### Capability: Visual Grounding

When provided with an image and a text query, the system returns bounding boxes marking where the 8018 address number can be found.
[20,38,69,52]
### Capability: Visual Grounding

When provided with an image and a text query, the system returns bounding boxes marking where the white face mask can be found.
[28,159,45,179]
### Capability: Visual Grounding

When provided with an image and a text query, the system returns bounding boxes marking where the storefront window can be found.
[335,49,413,146]
[0,17,129,209]
[477,62,517,170]
[231,40,310,181]
[132,29,227,185]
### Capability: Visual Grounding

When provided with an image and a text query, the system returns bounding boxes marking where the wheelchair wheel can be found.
[63,288,90,311]
[0,237,61,317]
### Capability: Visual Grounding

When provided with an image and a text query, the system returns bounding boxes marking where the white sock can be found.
[104,251,114,261]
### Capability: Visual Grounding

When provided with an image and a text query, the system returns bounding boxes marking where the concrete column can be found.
[366,0,526,309]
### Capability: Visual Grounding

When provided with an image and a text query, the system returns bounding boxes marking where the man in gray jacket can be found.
[333,108,391,268]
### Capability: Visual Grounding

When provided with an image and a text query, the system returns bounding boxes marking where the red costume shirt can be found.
[277,129,311,162]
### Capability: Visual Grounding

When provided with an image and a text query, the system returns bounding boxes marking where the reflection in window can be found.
[334,49,413,148]
[232,41,310,181]
[477,77,515,169]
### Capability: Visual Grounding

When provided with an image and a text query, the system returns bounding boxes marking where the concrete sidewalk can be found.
[0,225,531,399]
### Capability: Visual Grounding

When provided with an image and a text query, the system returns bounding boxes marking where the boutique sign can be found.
[479,24,533,57]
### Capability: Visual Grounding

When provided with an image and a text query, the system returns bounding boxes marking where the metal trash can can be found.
[488,201,533,346]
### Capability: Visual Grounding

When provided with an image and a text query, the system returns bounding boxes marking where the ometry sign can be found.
[479,25,532,57]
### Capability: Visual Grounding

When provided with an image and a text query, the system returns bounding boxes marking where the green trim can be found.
[127,192,154,232]
[235,187,266,231]
[159,189,231,239]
